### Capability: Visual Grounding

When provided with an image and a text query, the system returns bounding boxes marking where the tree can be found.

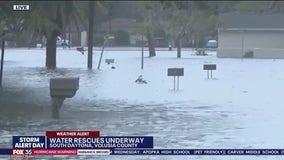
[25,1,80,69]
[114,30,130,46]
[234,1,284,13]
[161,1,191,58]
[0,1,31,47]
[136,1,165,57]
[161,1,220,58]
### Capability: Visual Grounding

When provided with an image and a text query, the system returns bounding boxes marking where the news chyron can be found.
[1,131,284,158]
[13,5,29,11]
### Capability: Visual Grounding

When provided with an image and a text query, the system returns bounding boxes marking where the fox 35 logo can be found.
[12,149,34,158]
[12,149,32,155]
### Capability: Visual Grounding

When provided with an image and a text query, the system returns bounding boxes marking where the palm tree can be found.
[26,1,80,69]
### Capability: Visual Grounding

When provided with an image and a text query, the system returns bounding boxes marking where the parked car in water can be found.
[206,40,218,48]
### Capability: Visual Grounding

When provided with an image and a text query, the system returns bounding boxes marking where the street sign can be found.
[203,64,216,79]
[167,68,184,76]
[167,68,184,91]
[203,64,216,70]
[105,59,114,64]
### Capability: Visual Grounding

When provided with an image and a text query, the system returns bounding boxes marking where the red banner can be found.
[32,149,77,155]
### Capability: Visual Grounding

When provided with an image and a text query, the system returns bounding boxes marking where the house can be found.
[97,18,147,46]
[129,34,147,46]
[98,18,137,33]
[217,13,284,58]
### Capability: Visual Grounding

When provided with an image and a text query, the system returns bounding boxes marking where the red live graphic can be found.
[46,131,100,138]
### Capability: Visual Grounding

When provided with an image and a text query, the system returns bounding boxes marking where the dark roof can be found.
[98,18,137,33]
[219,13,284,29]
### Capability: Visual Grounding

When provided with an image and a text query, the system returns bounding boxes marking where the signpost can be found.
[105,59,114,65]
[97,38,107,70]
[167,68,184,90]
[203,64,216,79]
[141,35,144,70]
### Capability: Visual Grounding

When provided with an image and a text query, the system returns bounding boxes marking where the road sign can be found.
[167,68,184,76]
[105,59,114,64]
[203,64,216,70]
[203,64,216,79]
[167,68,184,90]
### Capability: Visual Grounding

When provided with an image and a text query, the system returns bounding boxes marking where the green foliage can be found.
[0,21,5,36]
[234,1,272,13]
[233,1,284,13]
[130,23,145,35]
[136,1,164,33]
[114,30,130,46]
[195,48,207,56]
[0,1,29,40]
[243,50,254,58]
[94,34,104,46]
[24,1,81,39]
[160,1,220,48]
[163,8,190,39]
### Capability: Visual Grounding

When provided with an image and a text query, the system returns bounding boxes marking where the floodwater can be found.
[0,67,245,160]
[0,48,279,160]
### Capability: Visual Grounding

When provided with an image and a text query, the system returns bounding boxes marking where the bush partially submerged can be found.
[243,50,254,58]
[195,48,207,56]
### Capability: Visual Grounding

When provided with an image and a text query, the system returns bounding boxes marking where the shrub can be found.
[243,50,254,58]
[94,35,104,46]
[195,48,207,56]
[114,30,130,46]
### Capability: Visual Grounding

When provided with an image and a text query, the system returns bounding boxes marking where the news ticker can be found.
[2,149,284,156]
[2,131,284,157]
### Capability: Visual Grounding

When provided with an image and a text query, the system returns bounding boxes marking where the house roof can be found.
[98,18,137,33]
[219,13,284,29]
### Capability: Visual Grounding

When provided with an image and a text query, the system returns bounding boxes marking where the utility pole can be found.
[141,35,144,70]
[0,36,5,88]
[87,1,94,69]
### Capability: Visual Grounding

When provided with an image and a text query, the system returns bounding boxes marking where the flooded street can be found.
[0,67,242,159]
[0,66,243,147]
[1,49,284,160]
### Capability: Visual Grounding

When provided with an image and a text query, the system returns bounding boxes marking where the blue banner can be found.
[12,136,46,149]
[47,136,153,149]
[0,149,12,155]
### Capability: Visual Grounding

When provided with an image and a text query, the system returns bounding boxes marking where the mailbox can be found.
[50,77,79,98]
[49,77,79,118]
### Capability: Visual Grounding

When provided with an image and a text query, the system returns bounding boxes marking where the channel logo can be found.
[11,149,35,158]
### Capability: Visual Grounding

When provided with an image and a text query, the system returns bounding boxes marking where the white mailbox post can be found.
[49,77,79,118]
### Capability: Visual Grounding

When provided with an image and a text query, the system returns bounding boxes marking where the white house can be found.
[217,13,284,58]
